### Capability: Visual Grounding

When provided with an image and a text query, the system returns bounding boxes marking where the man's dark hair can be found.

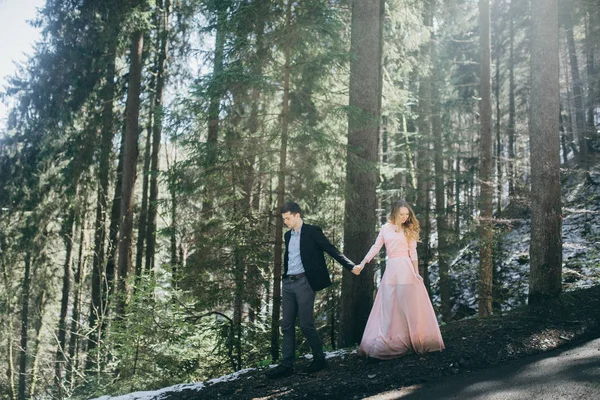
[280,201,302,215]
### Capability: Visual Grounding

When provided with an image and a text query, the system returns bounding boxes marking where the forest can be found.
[0,0,599,399]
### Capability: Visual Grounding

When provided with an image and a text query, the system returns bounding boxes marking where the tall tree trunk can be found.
[145,0,171,274]
[402,113,416,201]
[564,7,588,158]
[88,28,118,369]
[134,91,154,284]
[339,0,382,347]
[203,0,228,215]
[494,23,502,214]
[529,0,562,305]
[89,117,126,373]
[18,250,32,400]
[508,1,516,198]
[246,0,267,327]
[116,27,144,319]
[28,289,46,399]
[432,40,451,322]
[561,43,578,157]
[584,12,597,146]
[270,0,291,362]
[416,6,433,295]
[455,150,461,237]
[67,205,87,388]
[560,104,570,163]
[478,0,494,318]
[1,249,16,400]
[55,202,77,394]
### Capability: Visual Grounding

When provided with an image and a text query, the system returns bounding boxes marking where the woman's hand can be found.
[352,262,366,275]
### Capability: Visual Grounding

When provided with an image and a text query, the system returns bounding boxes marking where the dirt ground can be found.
[161,284,600,400]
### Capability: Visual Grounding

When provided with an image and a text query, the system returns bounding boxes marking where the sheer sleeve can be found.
[361,226,385,264]
[408,237,418,262]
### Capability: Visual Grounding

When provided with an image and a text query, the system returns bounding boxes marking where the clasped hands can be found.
[351,262,366,276]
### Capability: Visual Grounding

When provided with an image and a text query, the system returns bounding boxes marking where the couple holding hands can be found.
[266,200,445,379]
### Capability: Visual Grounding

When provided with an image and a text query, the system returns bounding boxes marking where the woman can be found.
[357,200,444,359]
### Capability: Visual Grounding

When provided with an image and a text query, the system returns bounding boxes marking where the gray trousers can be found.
[281,275,325,367]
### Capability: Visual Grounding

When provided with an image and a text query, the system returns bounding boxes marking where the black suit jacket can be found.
[284,223,355,291]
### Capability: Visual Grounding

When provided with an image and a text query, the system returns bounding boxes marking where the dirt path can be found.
[362,338,600,400]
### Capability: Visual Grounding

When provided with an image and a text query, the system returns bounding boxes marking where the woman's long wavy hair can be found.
[388,200,420,242]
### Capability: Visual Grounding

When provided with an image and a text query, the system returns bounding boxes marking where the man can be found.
[266,201,361,379]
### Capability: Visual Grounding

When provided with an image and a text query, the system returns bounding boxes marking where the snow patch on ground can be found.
[92,350,356,400]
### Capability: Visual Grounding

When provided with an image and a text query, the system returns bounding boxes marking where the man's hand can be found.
[351,263,365,276]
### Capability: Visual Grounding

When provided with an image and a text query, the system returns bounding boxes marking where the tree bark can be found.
[134,85,154,284]
[494,20,502,215]
[116,27,144,319]
[55,202,76,394]
[1,236,16,399]
[203,0,228,215]
[18,250,32,400]
[584,11,597,146]
[416,5,433,295]
[88,26,118,369]
[478,0,494,318]
[432,38,451,322]
[339,0,382,347]
[270,0,292,361]
[529,0,562,305]
[29,288,47,399]
[67,205,87,388]
[508,1,516,198]
[564,7,587,158]
[145,0,171,274]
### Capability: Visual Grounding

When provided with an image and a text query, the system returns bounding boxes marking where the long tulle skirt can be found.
[359,257,445,359]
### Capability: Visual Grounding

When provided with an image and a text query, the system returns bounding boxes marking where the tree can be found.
[477,0,494,318]
[270,0,292,363]
[529,0,562,305]
[116,1,145,318]
[145,0,171,273]
[339,0,383,347]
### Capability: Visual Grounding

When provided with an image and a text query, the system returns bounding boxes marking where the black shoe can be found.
[265,364,294,379]
[305,358,328,374]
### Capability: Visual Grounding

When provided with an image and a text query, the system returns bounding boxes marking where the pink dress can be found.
[358,223,445,359]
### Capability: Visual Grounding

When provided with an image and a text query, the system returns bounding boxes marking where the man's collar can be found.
[292,221,303,234]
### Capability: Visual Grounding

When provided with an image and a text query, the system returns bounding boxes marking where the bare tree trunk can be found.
[1,231,16,400]
[134,91,154,284]
[29,289,47,398]
[416,6,433,295]
[270,0,292,361]
[455,150,461,237]
[508,1,516,198]
[203,0,228,215]
[145,0,171,274]
[55,202,76,395]
[88,28,118,370]
[561,42,578,157]
[116,27,144,319]
[564,7,588,158]
[560,104,570,163]
[18,251,32,400]
[584,11,597,147]
[339,0,382,347]
[67,205,87,388]
[529,0,562,306]
[432,39,451,321]
[246,0,267,327]
[494,23,502,214]
[478,0,494,318]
